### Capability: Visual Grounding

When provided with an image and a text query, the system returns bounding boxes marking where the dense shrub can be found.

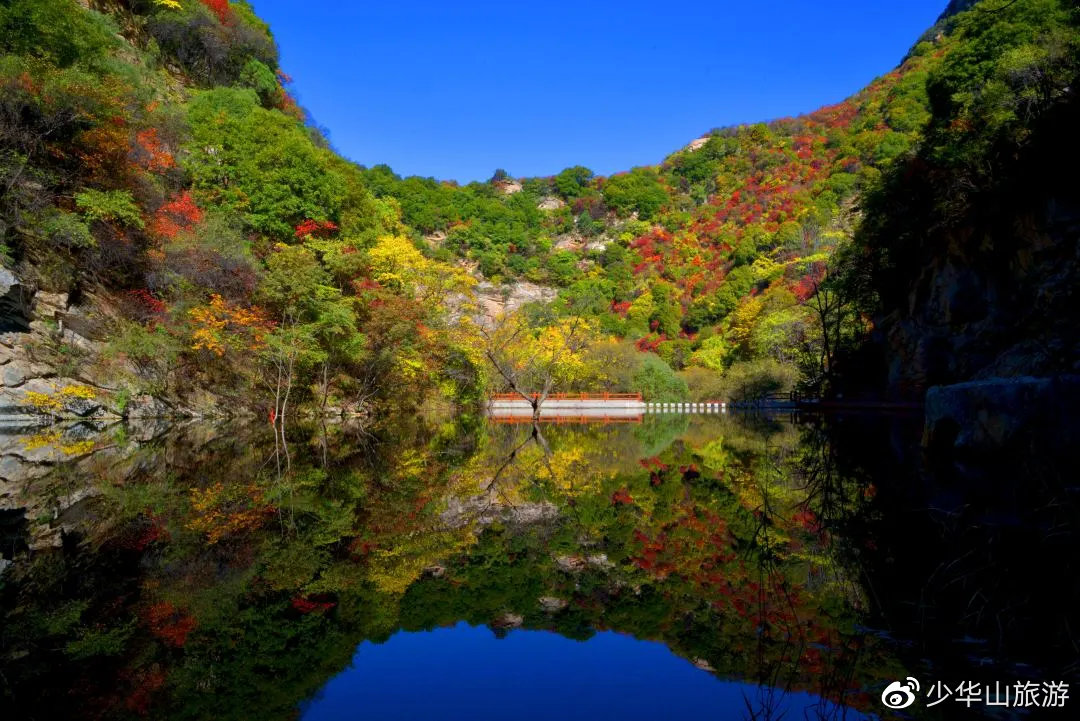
[633,353,688,402]
[720,359,798,403]
[147,1,277,87]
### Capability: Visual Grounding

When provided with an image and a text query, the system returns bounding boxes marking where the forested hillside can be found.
[1,0,1076,422]
[1,0,481,423]
[366,0,1077,404]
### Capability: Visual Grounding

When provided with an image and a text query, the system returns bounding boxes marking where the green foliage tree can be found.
[186,88,345,238]
[633,353,688,401]
[553,166,594,198]
[602,167,667,220]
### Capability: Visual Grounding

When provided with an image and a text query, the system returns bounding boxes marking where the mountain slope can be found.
[1,0,1075,419]
[0,0,482,421]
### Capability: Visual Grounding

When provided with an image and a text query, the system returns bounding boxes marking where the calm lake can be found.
[1,411,1076,720]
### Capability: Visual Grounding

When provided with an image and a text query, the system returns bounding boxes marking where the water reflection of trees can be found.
[1,413,900,720]
[450,415,895,719]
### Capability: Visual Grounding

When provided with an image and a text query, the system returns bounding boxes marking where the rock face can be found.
[685,136,711,152]
[494,179,522,195]
[0,270,248,422]
[440,496,559,530]
[879,238,1080,398]
[0,268,32,333]
[538,596,568,613]
[537,197,565,211]
[868,81,1080,402]
[473,281,558,328]
[923,375,1080,454]
[552,233,583,251]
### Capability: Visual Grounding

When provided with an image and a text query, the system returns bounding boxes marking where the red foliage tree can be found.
[145,601,197,647]
[133,128,175,172]
[200,0,232,24]
[293,219,338,239]
[291,595,336,614]
[152,192,203,239]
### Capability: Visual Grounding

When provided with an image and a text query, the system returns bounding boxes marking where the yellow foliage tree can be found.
[367,234,475,303]
[188,294,271,357]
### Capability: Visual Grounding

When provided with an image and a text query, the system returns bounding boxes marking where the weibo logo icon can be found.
[881,677,921,709]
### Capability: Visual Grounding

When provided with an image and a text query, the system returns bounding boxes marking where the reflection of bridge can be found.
[488,393,726,423]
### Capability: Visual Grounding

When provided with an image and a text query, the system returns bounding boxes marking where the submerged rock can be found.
[538,596,568,613]
[923,375,1080,453]
[555,555,585,573]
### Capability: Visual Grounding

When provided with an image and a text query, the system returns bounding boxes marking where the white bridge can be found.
[487,393,725,423]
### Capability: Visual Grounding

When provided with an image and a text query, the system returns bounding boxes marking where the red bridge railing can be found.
[490,415,644,425]
[490,392,643,401]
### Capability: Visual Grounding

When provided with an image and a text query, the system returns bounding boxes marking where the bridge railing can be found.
[491,415,644,425]
[490,392,643,401]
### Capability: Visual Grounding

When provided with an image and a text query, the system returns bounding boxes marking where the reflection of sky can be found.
[299,622,871,720]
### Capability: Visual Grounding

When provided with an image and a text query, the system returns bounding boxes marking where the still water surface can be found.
[301,622,867,720]
[0,412,1075,720]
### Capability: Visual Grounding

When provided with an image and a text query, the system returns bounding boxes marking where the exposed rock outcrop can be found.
[494,179,522,195]
[538,596,568,613]
[440,495,559,530]
[473,281,558,328]
[685,136,711,152]
[537,197,565,210]
[0,270,253,423]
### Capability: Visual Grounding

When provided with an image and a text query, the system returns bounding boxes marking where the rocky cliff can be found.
[1,267,239,424]
[847,2,1080,450]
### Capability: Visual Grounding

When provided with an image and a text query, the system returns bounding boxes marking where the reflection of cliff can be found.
[0,419,244,551]
[824,411,1080,695]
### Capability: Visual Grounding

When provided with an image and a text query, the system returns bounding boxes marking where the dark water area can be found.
[0,411,1076,720]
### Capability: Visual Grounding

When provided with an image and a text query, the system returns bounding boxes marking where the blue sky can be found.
[249,0,947,183]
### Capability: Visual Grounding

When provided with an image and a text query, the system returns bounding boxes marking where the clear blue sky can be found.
[249,0,947,183]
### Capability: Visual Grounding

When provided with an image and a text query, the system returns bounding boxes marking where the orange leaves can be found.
[186,481,273,544]
[133,128,175,172]
[145,601,197,647]
[152,191,203,239]
[188,294,271,356]
[74,124,132,183]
